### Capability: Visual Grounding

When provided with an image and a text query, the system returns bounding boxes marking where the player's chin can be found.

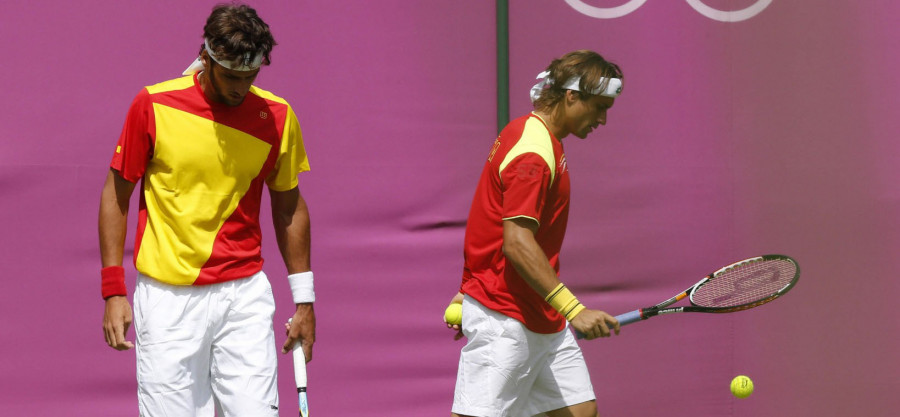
[223,94,245,106]
[575,126,595,139]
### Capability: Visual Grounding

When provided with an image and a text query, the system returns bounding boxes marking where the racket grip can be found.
[615,309,643,326]
[292,342,308,388]
[292,344,309,416]
[288,318,308,388]
[574,309,643,339]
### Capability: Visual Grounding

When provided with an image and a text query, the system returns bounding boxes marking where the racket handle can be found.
[615,309,643,326]
[288,318,308,388]
[292,343,308,388]
[574,309,643,339]
[288,318,310,416]
[292,342,309,417]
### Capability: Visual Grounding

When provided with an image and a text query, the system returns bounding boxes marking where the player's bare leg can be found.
[544,400,599,417]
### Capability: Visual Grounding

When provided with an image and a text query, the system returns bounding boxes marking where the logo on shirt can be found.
[516,162,543,180]
[558,153,568,175]
[487,138,501,163]
[259,111,268,119]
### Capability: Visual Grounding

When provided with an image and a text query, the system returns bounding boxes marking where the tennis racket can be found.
[289,318,309,417]
[576,254,799,338]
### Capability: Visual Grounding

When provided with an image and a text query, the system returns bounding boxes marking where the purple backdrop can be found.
[1,1,898,416]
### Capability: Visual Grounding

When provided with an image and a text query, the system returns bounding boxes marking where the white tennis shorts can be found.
[452,296,596,417]
[134,271,279,417]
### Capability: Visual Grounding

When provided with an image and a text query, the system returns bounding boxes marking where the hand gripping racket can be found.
[289,318,309,417]
[577,254,799,338]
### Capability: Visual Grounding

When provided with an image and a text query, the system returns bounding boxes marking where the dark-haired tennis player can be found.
[99,4,315,415]
[448,50,624,417]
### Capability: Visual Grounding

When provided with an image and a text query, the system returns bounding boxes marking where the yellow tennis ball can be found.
[444,303,462,325]
[730,375,754,399]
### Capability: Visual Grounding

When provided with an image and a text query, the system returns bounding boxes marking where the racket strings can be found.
[690,259,797,308]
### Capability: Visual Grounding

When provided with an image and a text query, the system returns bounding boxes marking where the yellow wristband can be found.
[545,283,586,321]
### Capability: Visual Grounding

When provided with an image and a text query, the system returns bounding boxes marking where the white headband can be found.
[182,38,265,75]
[530,70,623,103]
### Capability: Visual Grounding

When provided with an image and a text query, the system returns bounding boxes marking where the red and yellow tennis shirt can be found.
[110,73,309,286]
[461,113,571,334]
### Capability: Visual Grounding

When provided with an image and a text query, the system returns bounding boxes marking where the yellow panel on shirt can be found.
[137,104,273,284]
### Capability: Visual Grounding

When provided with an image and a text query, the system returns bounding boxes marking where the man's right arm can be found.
[99,169,137,350]
[502,217,620,339]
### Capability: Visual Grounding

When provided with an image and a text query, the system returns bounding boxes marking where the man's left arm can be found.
[270,186,315,362]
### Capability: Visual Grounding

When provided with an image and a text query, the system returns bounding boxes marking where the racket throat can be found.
[655,307,684,316]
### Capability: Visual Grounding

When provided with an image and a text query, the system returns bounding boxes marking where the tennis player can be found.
[448,50,624,417]
[99,4,315,415]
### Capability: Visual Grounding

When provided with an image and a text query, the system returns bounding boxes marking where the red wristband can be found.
[101,266,127,299]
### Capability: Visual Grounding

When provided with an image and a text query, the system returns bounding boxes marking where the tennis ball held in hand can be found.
[444,303,463,325]
[730,375,754,398]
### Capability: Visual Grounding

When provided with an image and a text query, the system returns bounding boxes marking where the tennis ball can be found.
[444,303,463,325]
[730,375,754,399]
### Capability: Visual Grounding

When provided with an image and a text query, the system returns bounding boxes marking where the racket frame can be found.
[628,254,799,322]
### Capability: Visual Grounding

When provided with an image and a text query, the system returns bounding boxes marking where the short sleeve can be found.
[110,89,154,183]
[266,106,309,191]
[500,153,552,225]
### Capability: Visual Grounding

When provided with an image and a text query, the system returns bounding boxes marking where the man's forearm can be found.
[99,170,134,267]
[271,187,311,274]
[502,219,560,297]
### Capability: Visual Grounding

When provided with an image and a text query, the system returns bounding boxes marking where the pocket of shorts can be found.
[137,298,205,346]
[139,320,204,346]
[134,280,206,346]
[227,274,275,319]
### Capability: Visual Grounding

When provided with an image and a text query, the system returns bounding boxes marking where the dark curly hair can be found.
[199,3,277,67]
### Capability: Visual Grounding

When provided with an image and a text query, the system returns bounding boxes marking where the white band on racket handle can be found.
[288,318,308,389]
[292,342,308,388]
[292,338,310,416]
[574,309,643,339]
[288,271,315,304]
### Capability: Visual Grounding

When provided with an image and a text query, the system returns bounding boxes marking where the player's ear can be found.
[565,89,580,105]
[200,50,211,69]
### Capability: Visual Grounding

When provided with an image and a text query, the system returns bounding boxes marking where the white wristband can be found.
[288,271,315,303]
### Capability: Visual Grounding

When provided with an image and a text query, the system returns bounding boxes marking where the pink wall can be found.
[0,1,897,415]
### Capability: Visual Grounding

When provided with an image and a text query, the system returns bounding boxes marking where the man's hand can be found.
[103,295,134,350]
[445,292,465,341]
[283,303,316,362]
[569,309,620,340]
